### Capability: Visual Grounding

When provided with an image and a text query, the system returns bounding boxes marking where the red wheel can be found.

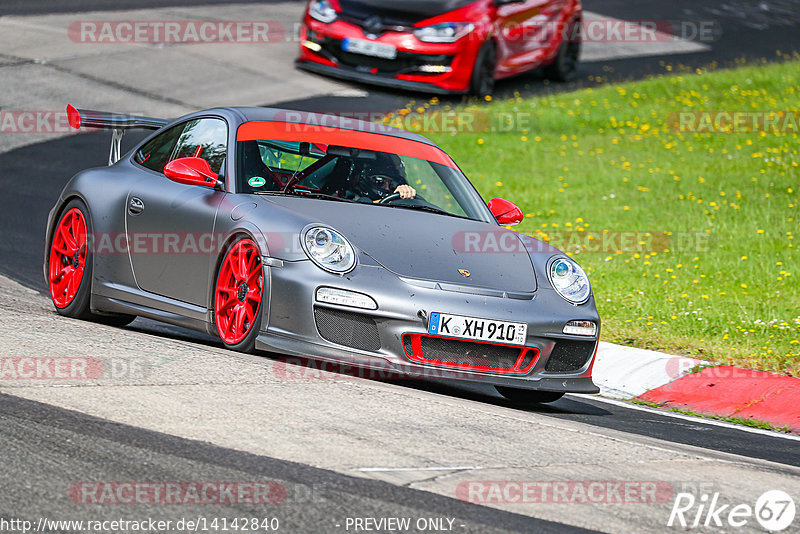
[48,207,88,308]
[214,238,263,346]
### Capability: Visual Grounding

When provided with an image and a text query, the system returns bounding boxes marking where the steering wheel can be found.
[378,193,402,204]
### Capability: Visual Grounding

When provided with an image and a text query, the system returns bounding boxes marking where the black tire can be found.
[543,19,581,82]
[218,295,263,354]
[47,199,136,326]
[495,386,565,405]
[469,40,497,97]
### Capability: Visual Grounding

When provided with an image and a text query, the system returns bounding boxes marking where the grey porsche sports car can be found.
[45,104,600,403]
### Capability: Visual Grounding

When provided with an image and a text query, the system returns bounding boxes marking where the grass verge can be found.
[412,60,799,373]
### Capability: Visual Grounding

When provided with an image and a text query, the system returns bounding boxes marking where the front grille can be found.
[402,334,538,374]
[319,38,453,75]
[314,307,381,352]
[545,340,596,373]
[338,14,413,34]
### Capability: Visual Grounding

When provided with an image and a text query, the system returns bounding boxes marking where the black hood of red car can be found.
[338,0,479,26]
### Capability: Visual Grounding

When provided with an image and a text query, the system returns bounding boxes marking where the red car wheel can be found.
[214,238,264,346]
[48,207,88,308]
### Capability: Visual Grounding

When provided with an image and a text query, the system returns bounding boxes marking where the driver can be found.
[355,153,417,202]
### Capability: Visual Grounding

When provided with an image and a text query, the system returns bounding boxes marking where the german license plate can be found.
[342,38,397,59]
[428,313,527,345]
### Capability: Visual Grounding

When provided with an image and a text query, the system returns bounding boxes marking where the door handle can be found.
[128,197,144,216]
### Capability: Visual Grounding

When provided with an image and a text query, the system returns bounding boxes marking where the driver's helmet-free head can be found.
[358,153,406,201]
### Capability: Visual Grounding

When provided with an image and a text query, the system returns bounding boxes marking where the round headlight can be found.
[549,257,591,304]
[302,226,356,273]
[309,0,338,23]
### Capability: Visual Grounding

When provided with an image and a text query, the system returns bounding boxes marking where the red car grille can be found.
[402,334,539,375]
[319,38,453,75]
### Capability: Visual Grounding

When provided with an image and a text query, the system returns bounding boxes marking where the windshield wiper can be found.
[255,190,358,204]
[385,203,467,219]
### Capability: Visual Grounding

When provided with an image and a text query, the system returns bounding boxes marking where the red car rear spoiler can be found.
[66,104,169,165]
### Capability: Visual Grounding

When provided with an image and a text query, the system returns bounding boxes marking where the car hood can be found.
[260,195,537,293]
[338,0,479,25]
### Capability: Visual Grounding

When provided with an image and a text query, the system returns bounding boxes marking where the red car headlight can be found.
[413,22,475,43]
[309,0,338,24]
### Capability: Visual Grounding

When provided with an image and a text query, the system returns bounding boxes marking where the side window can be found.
[134,124,185,173]
[171,118,228,174]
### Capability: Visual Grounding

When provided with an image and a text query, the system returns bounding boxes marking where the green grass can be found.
[414,60,800,373]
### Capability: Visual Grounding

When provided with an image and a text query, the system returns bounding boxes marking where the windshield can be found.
[236,139,492,222]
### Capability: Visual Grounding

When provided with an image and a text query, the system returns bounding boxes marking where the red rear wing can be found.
[66,104,168,131]
[66,104,169,165]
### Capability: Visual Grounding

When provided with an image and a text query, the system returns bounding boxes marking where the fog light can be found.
[563,320,597,337]
[419,65,452,73]
[316,287,377,310]
[303,40,322,52]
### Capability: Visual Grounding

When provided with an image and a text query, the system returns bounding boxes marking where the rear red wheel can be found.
[47,199,135,325]
[49,207,88,309]
[214,238,263,349]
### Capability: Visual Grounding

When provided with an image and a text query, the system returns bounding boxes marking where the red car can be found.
[296,0,582,95]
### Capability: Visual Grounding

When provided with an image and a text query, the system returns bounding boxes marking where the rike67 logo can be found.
[668,489,795,531]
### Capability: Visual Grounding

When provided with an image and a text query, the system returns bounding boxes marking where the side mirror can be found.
[164,157,220,189]
[489,198,523,226]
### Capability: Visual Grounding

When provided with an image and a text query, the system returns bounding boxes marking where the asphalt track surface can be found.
[0,394,591,533]
[1,0,799,531]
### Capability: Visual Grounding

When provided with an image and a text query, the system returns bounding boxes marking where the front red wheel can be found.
[49,207,88,308]
[214,238,263,347]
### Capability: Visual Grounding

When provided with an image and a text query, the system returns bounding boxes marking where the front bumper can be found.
[256,258,600,394]
[296,60,465,95]
[296,19,481,94]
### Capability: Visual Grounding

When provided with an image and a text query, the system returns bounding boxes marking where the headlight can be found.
[302,226,355,273]
[549,257,591,304]
[413,23,475,43]
[309,0,338,23]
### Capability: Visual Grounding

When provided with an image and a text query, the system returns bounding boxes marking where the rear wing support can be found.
[66,105,169,165]
[109,128,125,166]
